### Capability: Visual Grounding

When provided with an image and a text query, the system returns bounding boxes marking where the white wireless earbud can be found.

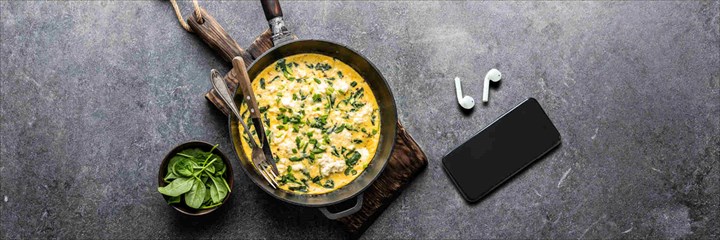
[482,68,502,103]
[455,77,475,109]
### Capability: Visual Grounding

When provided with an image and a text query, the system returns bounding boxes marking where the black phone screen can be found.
[442,98,561,202]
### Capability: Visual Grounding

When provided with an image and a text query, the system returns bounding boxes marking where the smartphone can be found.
[442,98,561,202]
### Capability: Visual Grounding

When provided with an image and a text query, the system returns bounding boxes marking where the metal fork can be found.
[210,69,279,188]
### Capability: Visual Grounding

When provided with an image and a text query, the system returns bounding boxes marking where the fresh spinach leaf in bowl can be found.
[158,145,231,209]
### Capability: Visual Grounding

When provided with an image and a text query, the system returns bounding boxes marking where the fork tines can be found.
[257,161,279,189]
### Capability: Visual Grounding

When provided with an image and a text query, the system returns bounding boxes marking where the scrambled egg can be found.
[239,54,380,194]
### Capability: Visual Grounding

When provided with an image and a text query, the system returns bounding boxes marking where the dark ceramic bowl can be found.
[158,141,234,216]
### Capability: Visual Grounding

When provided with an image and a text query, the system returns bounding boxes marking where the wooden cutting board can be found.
[187,8,427,235]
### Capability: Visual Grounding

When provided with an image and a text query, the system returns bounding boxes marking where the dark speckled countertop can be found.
[1,1,718,239]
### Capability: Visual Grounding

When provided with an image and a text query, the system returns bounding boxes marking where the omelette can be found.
[239,53,380,194]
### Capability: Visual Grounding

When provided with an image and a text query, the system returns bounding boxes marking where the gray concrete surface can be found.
[1,1,718,239]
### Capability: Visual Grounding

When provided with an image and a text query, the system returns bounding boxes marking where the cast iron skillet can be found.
[228,0,397,219]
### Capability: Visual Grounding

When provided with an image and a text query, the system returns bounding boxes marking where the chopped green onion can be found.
[334,125,345,133]
[323,179,335,188]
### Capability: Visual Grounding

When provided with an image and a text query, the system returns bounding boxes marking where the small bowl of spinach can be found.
[158,141,233,216]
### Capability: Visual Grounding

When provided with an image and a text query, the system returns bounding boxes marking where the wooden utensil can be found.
[210,69,279,188]
[231,56,280,176]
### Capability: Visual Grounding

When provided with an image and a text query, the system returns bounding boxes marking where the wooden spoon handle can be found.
[232,57,261,118]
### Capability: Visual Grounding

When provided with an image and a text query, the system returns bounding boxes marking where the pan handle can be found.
[260,0,293,45]
[260,0,283,20]
[319,194,364,220]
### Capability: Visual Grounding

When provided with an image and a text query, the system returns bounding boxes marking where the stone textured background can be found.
[1,1,718,239]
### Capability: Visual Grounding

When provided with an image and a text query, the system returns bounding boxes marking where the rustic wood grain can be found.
[336,122,428,235]
[189,9,427,235]
[247,29,275,59]
[187,7,252,64]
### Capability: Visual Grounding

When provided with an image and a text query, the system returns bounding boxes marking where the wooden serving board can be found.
[187,8,427,235]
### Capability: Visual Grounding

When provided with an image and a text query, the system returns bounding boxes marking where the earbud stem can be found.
[455,77,464,102]
[482,77,490,103]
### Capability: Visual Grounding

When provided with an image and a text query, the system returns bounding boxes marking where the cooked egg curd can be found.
[239,54,380,194]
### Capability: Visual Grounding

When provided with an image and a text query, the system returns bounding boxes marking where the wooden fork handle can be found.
[232,57,262,118]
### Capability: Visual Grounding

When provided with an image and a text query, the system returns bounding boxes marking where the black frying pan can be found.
[228,0,397,219]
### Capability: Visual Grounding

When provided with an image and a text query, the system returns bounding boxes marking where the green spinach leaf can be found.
[163,172,178,183]
[172,158,195,177]
[157,177,194,197]
[185,179,207,209]
[203,163,215,175]
[346,151,361,167]
[178,148,206,161]
[166,196,181,205]
[209,182,219,204]
[203,186,211,203]
[167,156,186,174]
[213,160,226,177]
[209,176,229,204]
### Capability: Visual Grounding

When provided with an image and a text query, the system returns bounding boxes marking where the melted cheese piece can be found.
[239,54,381,194]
